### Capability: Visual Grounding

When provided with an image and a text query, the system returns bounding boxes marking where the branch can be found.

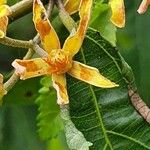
[56,0,76,32]
[4,0,54,91]
[128,87,150,123]
[9,0,48,23]
[0,37,33,48]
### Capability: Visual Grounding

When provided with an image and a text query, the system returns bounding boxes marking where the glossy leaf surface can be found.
[90,2,116,46]
[67,28,150,149]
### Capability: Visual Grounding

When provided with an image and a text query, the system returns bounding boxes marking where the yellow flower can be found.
[64,0,125,28]
[0,0,11,38]
[137,0,150,14]
[12,0,118,105]
[63,0,80,14]
[109,0,125,28]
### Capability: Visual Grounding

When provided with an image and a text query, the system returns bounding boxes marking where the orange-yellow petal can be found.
[0,16,8,38]
[52,74,69,105]
[0,0,6,5]
[33,0,60,54]
[64,0,81,15]
[12,58,51,80]
[68,61,118,88]
[137,0,150,14]
[109,0,125,28]
[63,0,92,57]
[0,5,11,38]
[0,5,11,18]
[0,74,7,102]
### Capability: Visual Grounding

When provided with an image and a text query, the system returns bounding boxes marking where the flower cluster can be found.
[12,0,118,105]
[0,0,150,105]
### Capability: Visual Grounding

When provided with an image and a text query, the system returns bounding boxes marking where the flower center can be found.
[43,49,72,74]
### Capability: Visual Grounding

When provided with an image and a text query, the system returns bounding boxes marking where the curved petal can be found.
[0,16,8,38]
[64,0,80,14]
[33,0,60,54]
[109,0,125,28]
[52,74,69,105]
[12,58,51,80]
[63,0,92,57]
[0,5,11,18]
[0,0,7,5]
[0,5,11,38]
[137,0,150,14]
[68,61,119,88]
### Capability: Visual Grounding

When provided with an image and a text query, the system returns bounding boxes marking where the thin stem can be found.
[128,87,150,123]
[46,0,54,17]
[32,44,48,57]
[0,36,48,57]
[23,48,34,59]
[4,73,19,91]
[0,37,33,49]
[56,0,76,32]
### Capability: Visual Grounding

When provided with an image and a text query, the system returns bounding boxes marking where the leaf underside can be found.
[35,76,63,140]
[67,28,150,150]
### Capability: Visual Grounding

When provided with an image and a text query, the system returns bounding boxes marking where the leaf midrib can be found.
[86,29,122,75]
[79,28,150,150]
[80,47,113,149]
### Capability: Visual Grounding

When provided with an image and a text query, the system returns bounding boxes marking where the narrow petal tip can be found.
[12,61,26,78]
[68,61,119,89]
[0,30,4,38]
[108,82,119,88]
[34,0,41,4]
[137,9,143,14]
[137,0,150,14]
[52,74,69,105]
[0,5,12,18]
[109,0,125,28]
[96,75,119,88]
[137,5,147,14]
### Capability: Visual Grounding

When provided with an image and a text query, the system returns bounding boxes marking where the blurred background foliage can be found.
[117,0,150,105]
[0,0,150,150]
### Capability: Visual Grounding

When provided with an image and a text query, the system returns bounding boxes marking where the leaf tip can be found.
[0,30,5,38]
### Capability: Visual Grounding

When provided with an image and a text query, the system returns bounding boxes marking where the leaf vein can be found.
[80,47,113,150]
[107,130,150,149]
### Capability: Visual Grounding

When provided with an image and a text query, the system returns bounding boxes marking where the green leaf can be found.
[47,132,68,150]
[60,105,92,150]
[35,76,63,140]
[90,2,117,46]
[0,106,45,150]
[67,28,150,149]
[117,0,150,106]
